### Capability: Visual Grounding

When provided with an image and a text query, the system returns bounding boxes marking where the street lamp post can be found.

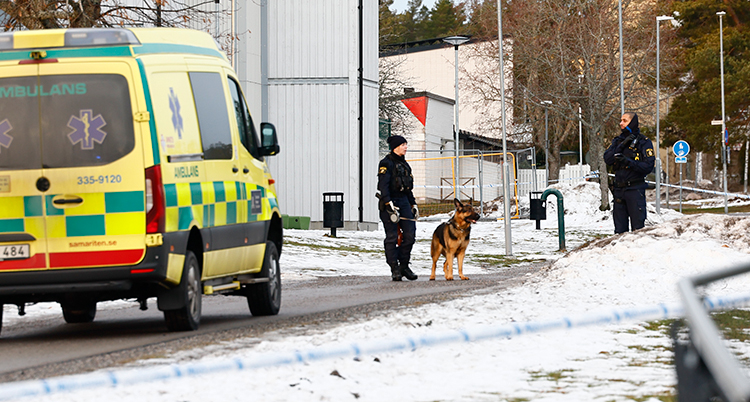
[443,36,470,201]
[718,11,728,214]
[542,100,552,187]
[655,15,674,215]
[496,1,512,256]
[577,75,583,166]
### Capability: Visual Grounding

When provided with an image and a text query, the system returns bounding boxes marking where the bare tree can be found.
[0,1,224,30]
[378,54,416,137]
[463,0,672,210]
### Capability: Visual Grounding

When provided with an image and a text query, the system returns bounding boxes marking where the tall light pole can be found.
[496,1,512,256]
[718,11,728,214]
[655,15,674,215]
[443,36,470,201]
[577,73,583,166]
[618,0,625,115]
[542,100,552,187]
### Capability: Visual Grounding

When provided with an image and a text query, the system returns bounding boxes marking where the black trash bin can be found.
[323,192,344,237]
[529,191,546,230]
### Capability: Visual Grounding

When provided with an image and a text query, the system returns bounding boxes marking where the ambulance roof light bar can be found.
[0,28,140,52]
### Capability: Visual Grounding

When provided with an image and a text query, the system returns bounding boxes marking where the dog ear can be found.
[454,198,463,209]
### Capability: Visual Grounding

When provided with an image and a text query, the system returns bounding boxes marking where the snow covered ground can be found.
[5,181,750,401]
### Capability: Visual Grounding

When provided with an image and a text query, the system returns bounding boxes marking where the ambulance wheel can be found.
[61,300,97,324]
[246,241,281,316]
[164,251,202,331]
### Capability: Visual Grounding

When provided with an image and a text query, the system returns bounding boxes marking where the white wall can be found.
[382,39,514,140]
[264,0,379,227]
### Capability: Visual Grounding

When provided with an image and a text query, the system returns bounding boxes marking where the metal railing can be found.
[676,261,750,402]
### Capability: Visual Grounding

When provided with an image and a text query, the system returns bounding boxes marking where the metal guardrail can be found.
[676,261,750,402]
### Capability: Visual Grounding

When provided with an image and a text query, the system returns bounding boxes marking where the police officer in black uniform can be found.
[377,135,418,281]
[604,112,655,234]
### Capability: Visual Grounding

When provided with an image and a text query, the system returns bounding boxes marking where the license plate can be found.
[0,244,30,261]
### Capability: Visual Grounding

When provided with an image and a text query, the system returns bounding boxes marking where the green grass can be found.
[469,253,543,267]
[712,309,750,343]
[528,368,576,382]
[283,240,380,254]
[670,203,750,215]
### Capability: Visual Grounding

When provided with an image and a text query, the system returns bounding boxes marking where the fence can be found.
[406,148,590,214]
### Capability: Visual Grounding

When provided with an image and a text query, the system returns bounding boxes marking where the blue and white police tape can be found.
[2,291,750,401]
[604,172,750,200]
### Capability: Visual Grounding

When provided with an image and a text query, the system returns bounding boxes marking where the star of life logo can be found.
[169,88,183,139]
[0,119,12,153]
[67,110,107,150]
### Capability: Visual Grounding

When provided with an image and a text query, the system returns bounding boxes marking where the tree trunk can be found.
[588,122,610,210]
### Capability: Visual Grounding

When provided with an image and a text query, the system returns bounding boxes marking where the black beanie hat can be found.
[387,135,407,150]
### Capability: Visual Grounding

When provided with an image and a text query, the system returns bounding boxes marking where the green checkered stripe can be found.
[0,191,145,237]
[163,181,267,231]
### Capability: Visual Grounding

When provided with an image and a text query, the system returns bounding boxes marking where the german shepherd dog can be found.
[430,199,481,280]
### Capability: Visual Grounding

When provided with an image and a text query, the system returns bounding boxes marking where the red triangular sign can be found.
[401,96,428,126]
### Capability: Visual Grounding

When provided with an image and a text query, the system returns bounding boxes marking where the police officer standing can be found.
[604,112,655,234]
[377,135,418,281]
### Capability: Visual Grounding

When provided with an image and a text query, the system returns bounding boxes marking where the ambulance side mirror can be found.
[259,122,280,156]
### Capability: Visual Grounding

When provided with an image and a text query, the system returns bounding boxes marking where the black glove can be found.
[411,205,419,220]
[614,153,629,166]
[616,134,636,152]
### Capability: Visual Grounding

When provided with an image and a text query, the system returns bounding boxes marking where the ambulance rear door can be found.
[37,61,147,270]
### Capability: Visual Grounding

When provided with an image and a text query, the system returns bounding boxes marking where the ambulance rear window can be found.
[0,74,134,170]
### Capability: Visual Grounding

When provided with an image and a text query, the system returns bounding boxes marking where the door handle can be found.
[243,167,249,174]
[53,197,83,205]
[232,167,239,173]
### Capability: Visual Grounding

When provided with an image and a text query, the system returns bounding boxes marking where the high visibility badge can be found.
[646,148,654,157]
[379,166,387,175]
[0,119,12,153]
[68,110,107,150]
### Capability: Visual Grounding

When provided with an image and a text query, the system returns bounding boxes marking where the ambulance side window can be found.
[227,77,261,160]
[189,72,233,160]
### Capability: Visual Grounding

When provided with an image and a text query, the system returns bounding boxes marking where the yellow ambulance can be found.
[0,28,283,333]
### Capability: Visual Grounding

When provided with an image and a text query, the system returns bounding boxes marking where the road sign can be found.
[711,120,723,125]
[673,140,690,157]
[724,128,729,145]
[675,156,687,164]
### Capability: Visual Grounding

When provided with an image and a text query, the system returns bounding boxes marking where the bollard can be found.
[541,188,565,251]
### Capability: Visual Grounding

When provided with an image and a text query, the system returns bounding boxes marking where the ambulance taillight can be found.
[145,165,165,233]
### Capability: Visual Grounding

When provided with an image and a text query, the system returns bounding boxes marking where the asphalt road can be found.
[0,265,542,383]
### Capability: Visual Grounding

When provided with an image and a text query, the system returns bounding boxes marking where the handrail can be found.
[677,261,750,402]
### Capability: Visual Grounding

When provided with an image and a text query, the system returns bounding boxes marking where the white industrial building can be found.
[159,0,380,230]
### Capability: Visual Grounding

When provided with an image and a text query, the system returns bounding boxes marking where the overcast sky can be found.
[391,0,438,13]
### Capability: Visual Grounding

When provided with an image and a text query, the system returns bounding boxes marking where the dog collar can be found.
[449,219,468,232]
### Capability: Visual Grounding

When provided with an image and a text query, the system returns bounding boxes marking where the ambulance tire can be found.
[164,251,202,331]
[61,300,97,324]
[246,241,281,316]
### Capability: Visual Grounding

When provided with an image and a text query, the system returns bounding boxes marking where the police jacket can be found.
[377,152,416,207]
[604,116,655,189]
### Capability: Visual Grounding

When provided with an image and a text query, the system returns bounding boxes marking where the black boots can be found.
[400,262,418,281]
[389,262,402,281]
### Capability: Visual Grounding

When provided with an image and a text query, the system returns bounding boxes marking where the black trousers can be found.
[380,196,416,266]
[612,187,646,234]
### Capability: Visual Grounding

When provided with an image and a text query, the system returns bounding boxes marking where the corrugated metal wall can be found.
[120,0,379,227]
[265,0,379,227]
